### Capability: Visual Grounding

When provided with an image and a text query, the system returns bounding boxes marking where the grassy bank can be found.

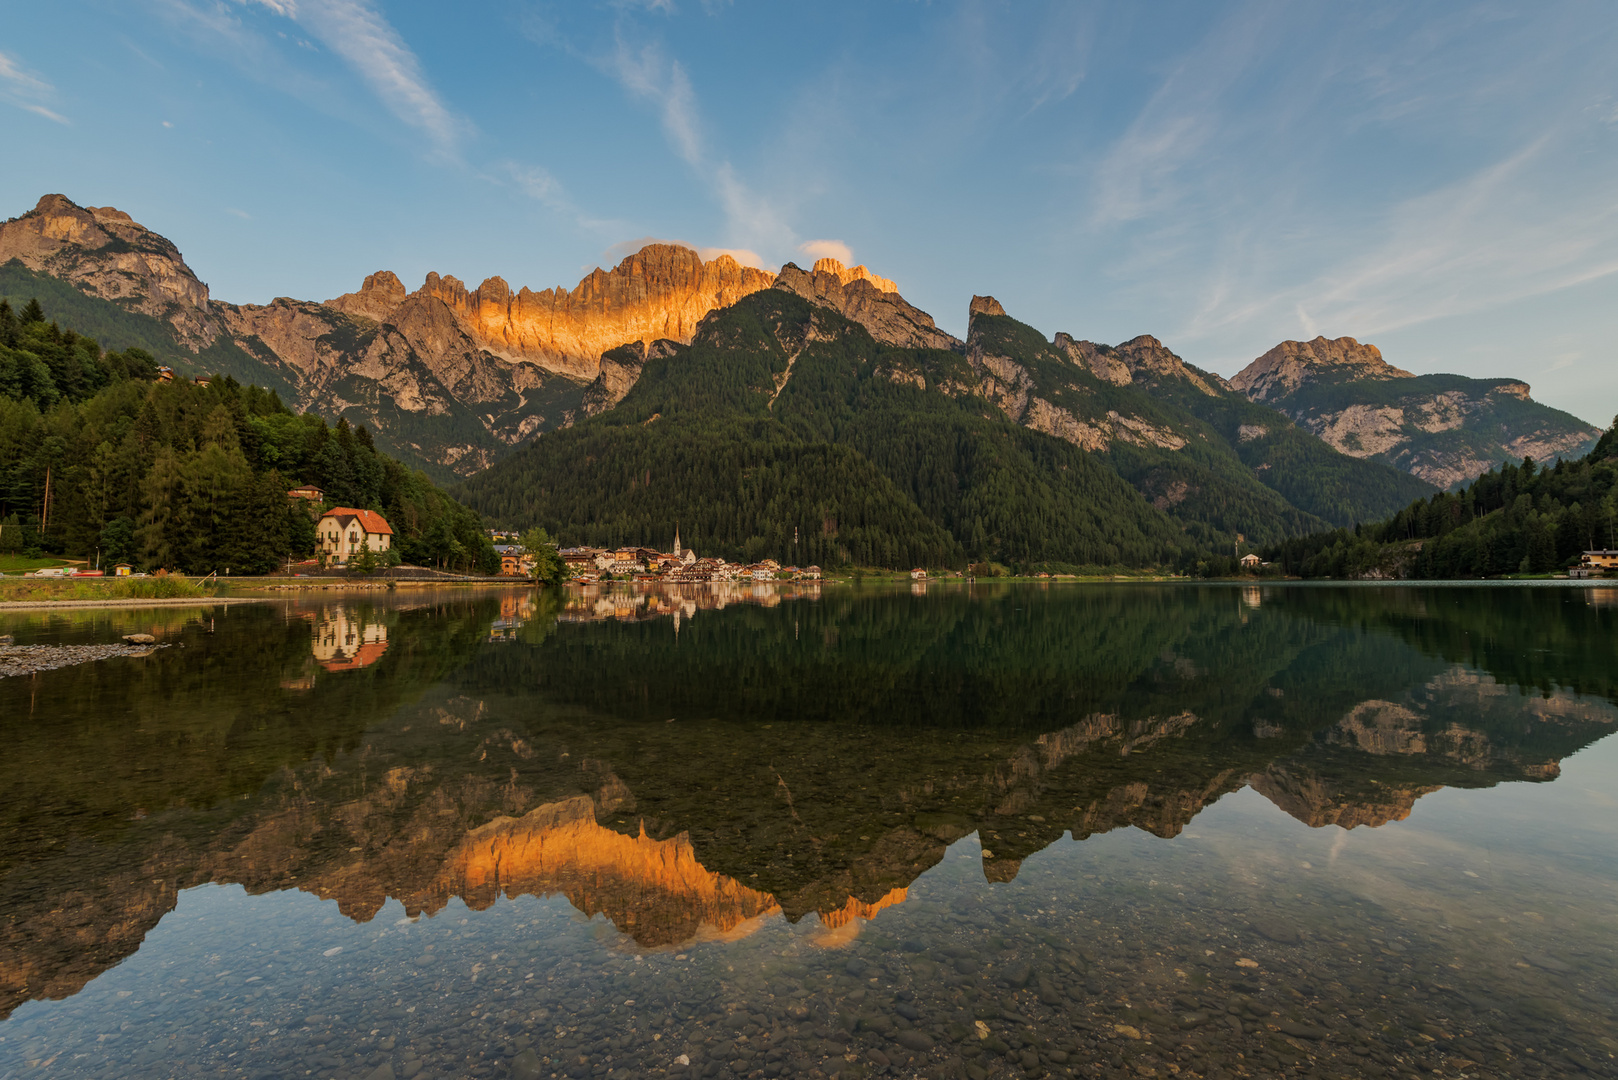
[0,576,219,604]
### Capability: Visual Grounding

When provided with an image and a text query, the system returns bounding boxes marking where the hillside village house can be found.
[1240,553,1262,569]
[319,507,393,564]
[287,485,324,502]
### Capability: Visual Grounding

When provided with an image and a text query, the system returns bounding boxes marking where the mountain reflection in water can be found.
[1,583,1615,1079]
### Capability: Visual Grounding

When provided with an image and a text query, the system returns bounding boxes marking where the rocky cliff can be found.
[1231,336,1413,402]
[0,194,220,346]
[404,245,774,379]
[1231,336,1600,488]
[773,260,960,352]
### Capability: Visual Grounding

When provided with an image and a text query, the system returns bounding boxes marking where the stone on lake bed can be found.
[511,1048,543,1079]
[894,1030,935,1051]
[1254,921,1301,945]
[1524,953,1573,973]
[363,1065,395,1080]
[122,633,156,644]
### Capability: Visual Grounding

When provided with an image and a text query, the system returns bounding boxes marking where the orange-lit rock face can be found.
[339,245,776,380]
[811,257,897,295]
[433,797,780,946]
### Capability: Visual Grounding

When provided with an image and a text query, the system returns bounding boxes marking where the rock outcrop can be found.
[962,299,1191,453]
[773,261,961,352]
[0,194,219,345]
[325,269,408,322]
[578,338,680,418]
[1056,333,1227,397]
[1231,335,1412,401]
[1230,335,1600,488]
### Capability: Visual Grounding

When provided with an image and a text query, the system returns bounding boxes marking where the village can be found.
[492,529,827,584]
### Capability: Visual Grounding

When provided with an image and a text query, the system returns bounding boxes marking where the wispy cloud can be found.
[609,35,700,165]
[0,49,70,124]
[593,23,800,261]
[237,0,465,155]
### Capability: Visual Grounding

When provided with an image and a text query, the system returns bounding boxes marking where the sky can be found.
[3,0,1617,426]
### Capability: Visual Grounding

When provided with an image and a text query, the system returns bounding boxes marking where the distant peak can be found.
[325,270,408,321]
[809,257,898,294]
[969,295,1006,319]
[1231,335,1413,401]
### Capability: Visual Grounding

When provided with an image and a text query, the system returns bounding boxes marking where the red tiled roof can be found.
[320,506,394,535]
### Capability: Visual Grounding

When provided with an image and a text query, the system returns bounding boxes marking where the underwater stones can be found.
[895,1030,935,1052]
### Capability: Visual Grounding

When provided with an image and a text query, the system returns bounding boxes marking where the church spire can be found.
[673,524,682,559]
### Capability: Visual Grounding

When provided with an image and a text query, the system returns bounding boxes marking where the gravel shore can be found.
[0,596,268,612]
[0,642,171,677]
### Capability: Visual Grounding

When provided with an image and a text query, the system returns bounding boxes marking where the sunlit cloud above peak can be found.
[797,239,853,266]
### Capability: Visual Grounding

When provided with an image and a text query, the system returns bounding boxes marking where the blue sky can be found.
[3,1,1616,426]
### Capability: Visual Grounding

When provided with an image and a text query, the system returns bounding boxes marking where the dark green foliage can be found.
[0,260,298,401]
[456,291,1191,568]
[1268,419,1618,578]
[0,299,496,574]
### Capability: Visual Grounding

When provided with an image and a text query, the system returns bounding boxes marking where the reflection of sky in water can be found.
[3,584,1618,1079]
[4,732,1615,1079]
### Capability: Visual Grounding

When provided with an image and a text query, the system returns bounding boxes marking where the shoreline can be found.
[0,596,270,612]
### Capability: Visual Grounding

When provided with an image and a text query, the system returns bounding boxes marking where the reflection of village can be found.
[560,581,823,625]
[558,531,821,584]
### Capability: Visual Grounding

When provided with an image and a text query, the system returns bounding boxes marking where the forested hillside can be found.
[0,298,496,574]
[961,310,1436,546]
[456,291,1194,569]
[1266,421,1618,578]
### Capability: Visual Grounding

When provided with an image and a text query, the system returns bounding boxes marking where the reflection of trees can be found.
[2,585,1615,1021]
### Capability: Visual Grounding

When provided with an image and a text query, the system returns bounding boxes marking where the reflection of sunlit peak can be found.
[816,887,907,930]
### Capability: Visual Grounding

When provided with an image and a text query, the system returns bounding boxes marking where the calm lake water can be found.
[2,582,1616,1080]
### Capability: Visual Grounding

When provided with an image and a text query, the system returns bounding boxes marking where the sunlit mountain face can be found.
[2,584,1615,1079]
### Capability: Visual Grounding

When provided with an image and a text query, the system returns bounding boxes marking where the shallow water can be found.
[1,583,1616,1080]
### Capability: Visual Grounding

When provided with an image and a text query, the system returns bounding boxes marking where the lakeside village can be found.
[490,528,831,584]
[12,478,1618,583]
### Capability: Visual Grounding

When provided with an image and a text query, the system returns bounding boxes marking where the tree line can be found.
[0,298,498,574]
[1264,420,1618,578]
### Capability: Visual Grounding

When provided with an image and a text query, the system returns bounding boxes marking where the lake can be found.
[1,582,1616,1080]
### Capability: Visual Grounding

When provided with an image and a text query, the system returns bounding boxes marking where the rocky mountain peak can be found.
[326,270,408,322]
[0,193,217,346]
[1232,335,1414,402]
[772,262,961,352]
[968,295,1007,319]
[810,257,897,294]
[1052,332,1226,397]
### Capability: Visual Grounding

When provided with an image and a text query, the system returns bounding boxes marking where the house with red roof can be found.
[318,507,393,564]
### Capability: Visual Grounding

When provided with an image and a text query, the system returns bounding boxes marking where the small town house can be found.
[319,507,393,563]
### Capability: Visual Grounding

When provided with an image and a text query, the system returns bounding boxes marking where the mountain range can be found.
[1,193,1602,561]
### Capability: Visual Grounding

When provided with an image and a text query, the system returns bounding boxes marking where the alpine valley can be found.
[1,193,1601,568]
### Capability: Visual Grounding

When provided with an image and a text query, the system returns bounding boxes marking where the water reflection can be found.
[1,584,1616,1079]
[309,604,390,671]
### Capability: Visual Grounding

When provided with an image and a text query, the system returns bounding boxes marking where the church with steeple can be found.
[672,527,696,565]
